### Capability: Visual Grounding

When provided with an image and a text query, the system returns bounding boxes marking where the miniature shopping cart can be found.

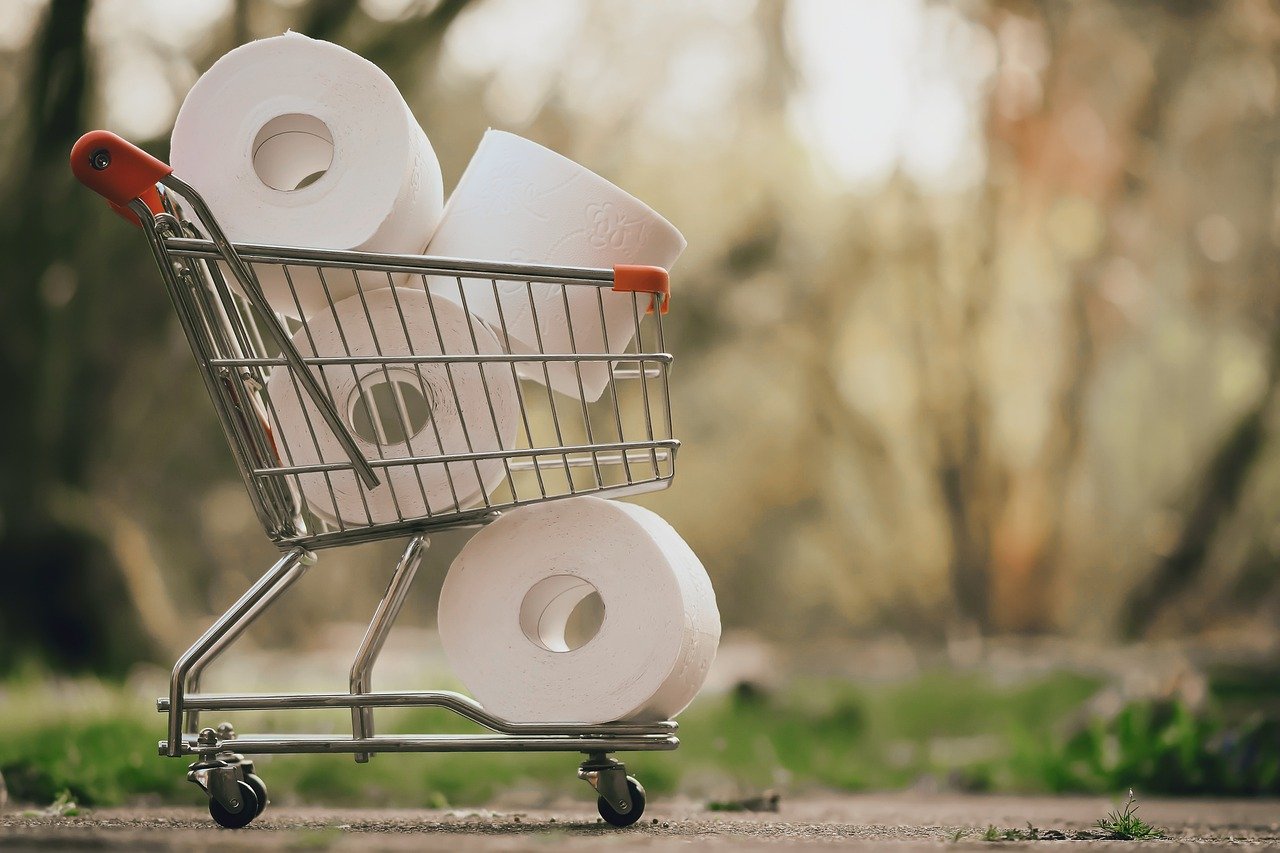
[70,131,679,829]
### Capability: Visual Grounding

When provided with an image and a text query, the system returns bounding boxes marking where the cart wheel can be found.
[597,776,645,827]
[244,773,268,817]
[209,780,259,829]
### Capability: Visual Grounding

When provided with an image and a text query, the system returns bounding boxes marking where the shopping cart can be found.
[70,131,680,828]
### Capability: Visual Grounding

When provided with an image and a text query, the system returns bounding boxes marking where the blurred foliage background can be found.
[4,0,1280,805]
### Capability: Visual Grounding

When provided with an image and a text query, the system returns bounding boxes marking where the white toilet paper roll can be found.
[172,32,444,319]
[438,497,720,723]
[427,131,685,402]
[265,287,518,525]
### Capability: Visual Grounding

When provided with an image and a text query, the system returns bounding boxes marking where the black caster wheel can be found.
[209,780,259,829]
[597,776,645,827]
[244,773,268,817]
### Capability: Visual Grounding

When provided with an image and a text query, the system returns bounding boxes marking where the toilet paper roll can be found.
[426,131,685,402]
[265,287,518,525]
[172,32,444,319]
[438,496,720,723]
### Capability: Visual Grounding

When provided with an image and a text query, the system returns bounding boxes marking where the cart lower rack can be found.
[71,131,681,828]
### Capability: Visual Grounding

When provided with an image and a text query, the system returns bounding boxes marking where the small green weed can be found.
[1096,790,1162,840]
[979,822,1069,842]
[20,788,80,818]
[49,789,80,817]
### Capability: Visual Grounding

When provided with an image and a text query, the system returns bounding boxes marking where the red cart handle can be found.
[70,130,171,226]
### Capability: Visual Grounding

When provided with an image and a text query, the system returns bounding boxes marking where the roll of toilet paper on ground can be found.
[265,287,518,525]
[426,131,685,402]
[438,496,719,723]
[172,32,444,319]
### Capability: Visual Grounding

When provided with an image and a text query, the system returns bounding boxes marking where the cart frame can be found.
[70,131,680,828]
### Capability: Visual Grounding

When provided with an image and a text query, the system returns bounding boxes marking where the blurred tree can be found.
[0,0,156,672]
[1114,0,1280,636]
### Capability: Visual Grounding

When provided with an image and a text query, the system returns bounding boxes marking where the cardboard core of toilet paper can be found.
[426,131,685,402]
[265,287,518,526]
[252,113,334,192]
[171,32,444,319]
[518,574,606,653]
[438,496,720,723]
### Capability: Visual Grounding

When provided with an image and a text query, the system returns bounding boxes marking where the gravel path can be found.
[3,794,1279,850]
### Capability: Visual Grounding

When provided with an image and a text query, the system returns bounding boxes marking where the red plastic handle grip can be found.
[612,264,671,314]
[70,130,172,213]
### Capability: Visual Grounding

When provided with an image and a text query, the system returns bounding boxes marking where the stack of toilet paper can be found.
[172,32,687,526]
[171,33,716,723]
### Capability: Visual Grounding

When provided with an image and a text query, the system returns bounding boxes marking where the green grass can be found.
[0,668,1277,808]
[1012,696,1280,796]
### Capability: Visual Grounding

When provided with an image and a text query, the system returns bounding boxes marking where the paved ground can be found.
[2,794,1279,850]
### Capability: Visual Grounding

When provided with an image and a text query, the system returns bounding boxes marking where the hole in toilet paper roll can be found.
[519,575,606,653]
[348,370,434,447]
[252,114,334,192]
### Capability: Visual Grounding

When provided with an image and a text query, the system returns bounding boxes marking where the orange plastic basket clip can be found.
[612,265,670,315]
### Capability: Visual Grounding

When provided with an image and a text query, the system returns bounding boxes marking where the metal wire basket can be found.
[113,173,678,550]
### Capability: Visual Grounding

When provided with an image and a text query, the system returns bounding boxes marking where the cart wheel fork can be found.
[188,724,267,827]
[188,756,247,814]
[578,753,634,814]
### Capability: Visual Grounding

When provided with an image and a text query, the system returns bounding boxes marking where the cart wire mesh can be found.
[153,188,677,550]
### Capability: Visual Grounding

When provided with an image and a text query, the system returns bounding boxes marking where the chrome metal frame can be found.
[350,535,425,762]
[121,177,679,822]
